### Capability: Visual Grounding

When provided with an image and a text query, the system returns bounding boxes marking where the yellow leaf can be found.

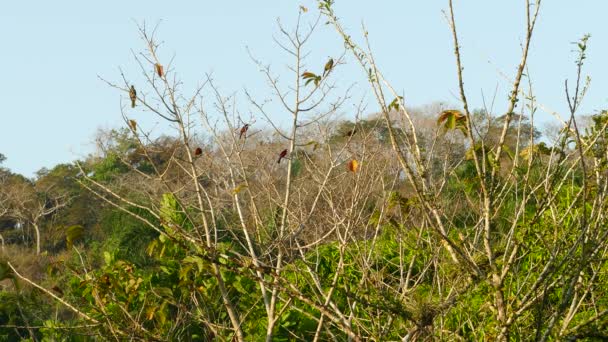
[323,58,334,77]
[348,159,359,173]
[146,306,156,320]
[128,119,137,132]
[232,184,248,195]
[300,5,308,12]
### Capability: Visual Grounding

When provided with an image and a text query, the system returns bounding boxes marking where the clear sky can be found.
[1,1,607,177]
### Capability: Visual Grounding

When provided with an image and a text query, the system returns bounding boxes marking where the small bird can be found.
[239,124,250,139]
[277,149,288,164]
[128,119,137,132]
[194,147,203,156]
[51,285,64,297]
[129,85,137,108]
[323,58,334,77]
[343,127,357,137]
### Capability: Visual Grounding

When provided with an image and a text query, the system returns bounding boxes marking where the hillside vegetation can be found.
[2,1,608,341]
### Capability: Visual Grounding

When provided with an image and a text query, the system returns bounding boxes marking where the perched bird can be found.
[343,127,357,137]
[277,149,288,164]
[51,285,64,297]
[128,119,137,132]
[239,124,250,139]
[194,147,203,156]
[323,58,334,77]
[129,85,137,108]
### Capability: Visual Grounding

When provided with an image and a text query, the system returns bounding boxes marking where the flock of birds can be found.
[125,58,339,166]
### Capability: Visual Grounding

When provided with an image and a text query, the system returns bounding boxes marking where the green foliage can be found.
[1,8,608,340]
[97,207,159,267]
[0,260,14,283]
[438,109,468,136]
[0,291,49,341]
[91,152,130,182]
[65,225,84,249]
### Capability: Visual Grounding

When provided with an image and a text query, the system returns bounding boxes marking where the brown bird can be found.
[343,127,357,137]
[51,285,64,297]
[129,85,137,108]
[194,147,203,156]
[239,124,250,139]
[277,149,288,164]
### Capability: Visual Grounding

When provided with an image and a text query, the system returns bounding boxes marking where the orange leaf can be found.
[437,109,465,125]
[155,63,164,77]
[348,159,359,173]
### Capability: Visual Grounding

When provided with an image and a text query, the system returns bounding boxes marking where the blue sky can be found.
[1,1,607,177]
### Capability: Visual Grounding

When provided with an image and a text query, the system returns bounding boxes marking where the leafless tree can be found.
[0,175,70,255]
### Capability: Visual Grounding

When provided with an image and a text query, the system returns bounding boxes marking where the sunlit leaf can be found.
[348,159,359,173]
[323,58,334,77]
[65,224,84,249]
[146,306,157,321]
[183,256,205,273]
[232,184,248,195]
[438,109,468,136]
[155,63,164,77]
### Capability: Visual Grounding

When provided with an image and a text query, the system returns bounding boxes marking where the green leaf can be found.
[103,251,114,266]
[438,109,468,136]
[154,287,173,298]
[0,261,14,282]
[388,96,403,112]
[65,224,84,249]
[160,193,187,234]
[183,255,205,273]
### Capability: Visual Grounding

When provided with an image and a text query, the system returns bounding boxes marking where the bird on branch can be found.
[277,149,288,164]
[129,85,137,108]
[239,124,250,139]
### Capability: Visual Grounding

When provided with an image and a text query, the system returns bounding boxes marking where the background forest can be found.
[2,1,608,341]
